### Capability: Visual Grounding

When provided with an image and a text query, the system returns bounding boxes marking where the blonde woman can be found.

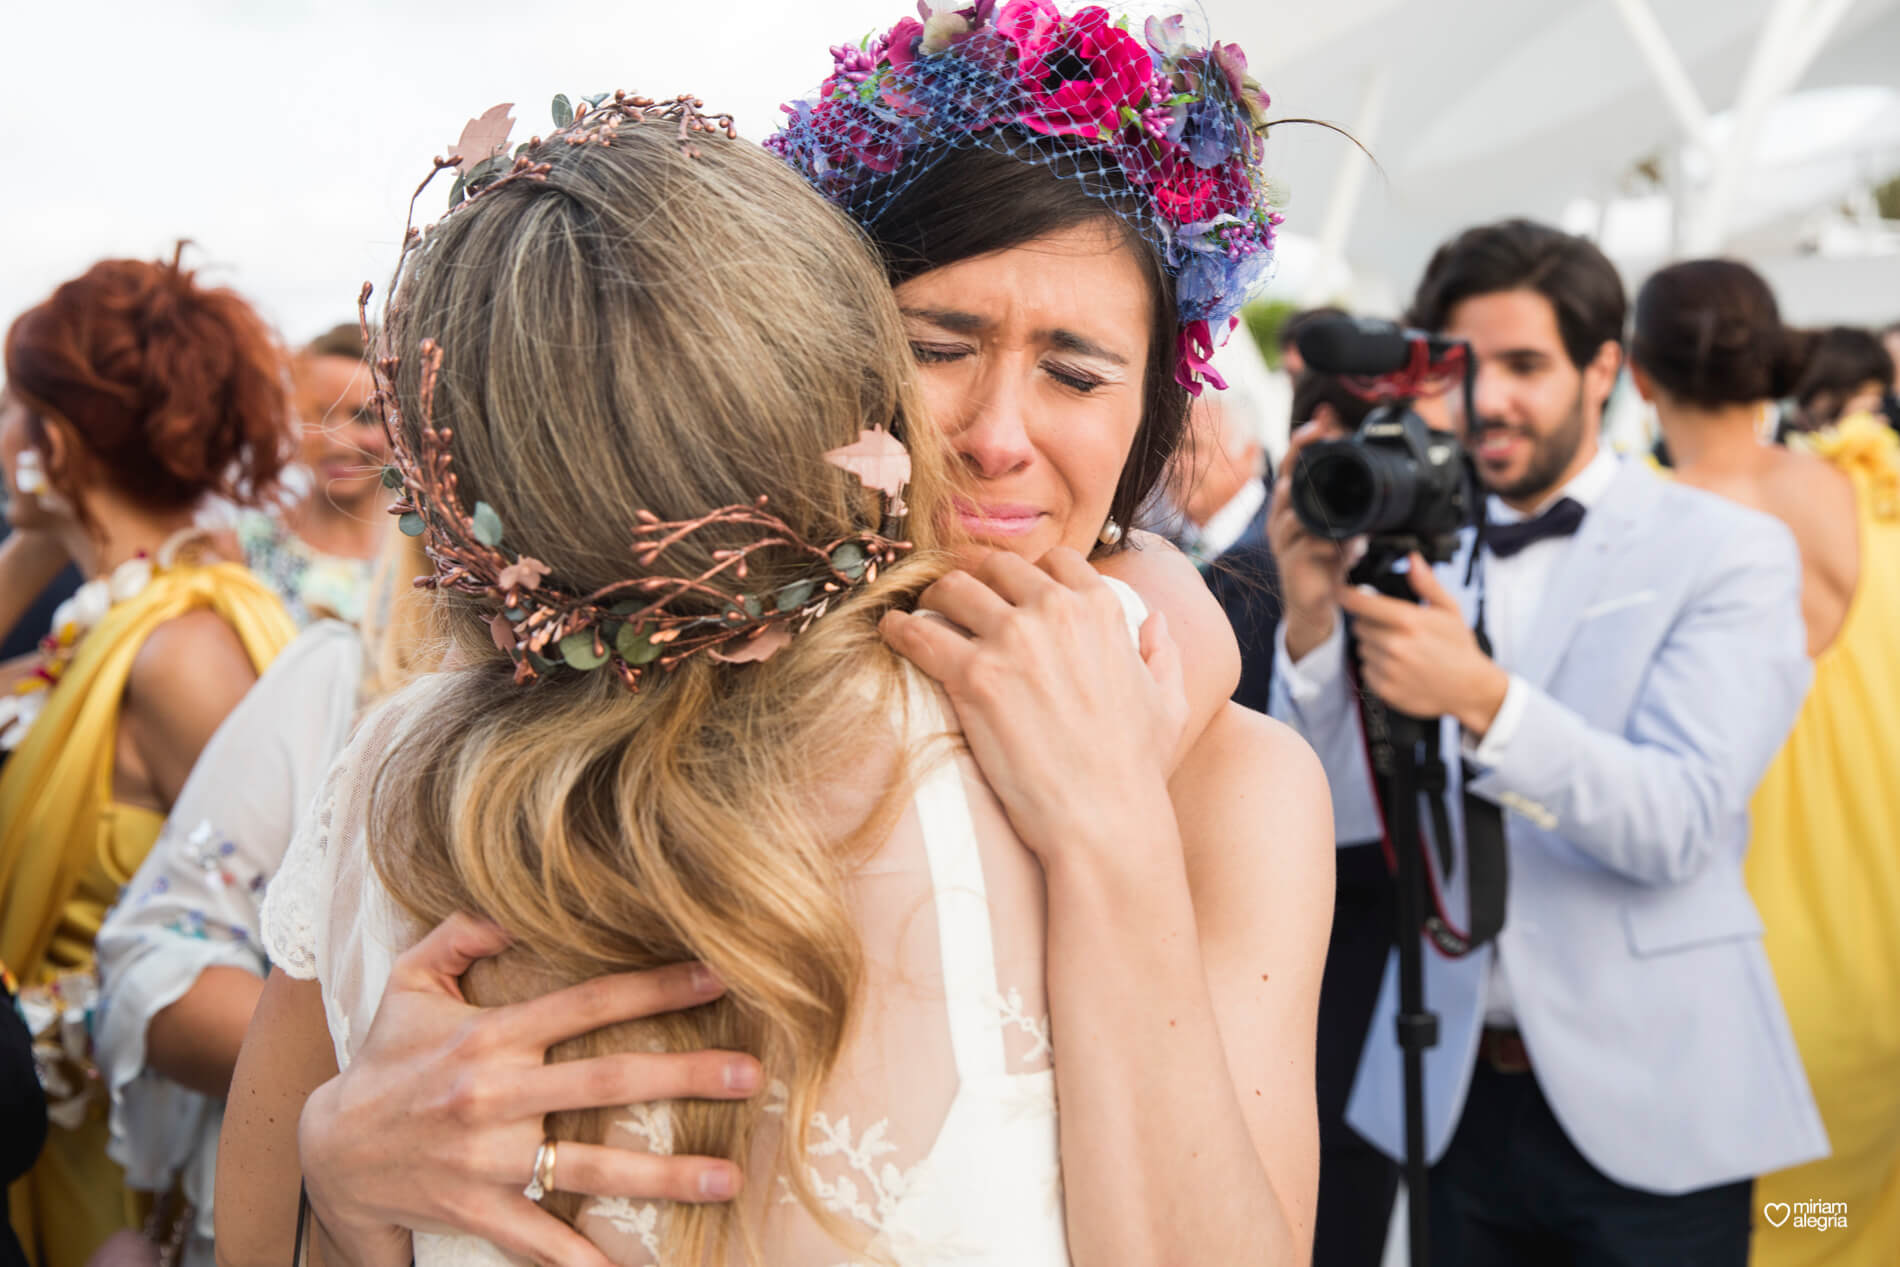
[90,526,430,1267]
[221,89,1329,1267]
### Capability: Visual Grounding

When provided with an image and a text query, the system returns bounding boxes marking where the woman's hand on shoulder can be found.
[880,546,1187,860]
[1094,530,1241,767]
[299,914,761,1267]
[123,609,259,807]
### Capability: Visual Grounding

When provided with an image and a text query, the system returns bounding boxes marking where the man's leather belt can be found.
[1479,1026,1532,1074]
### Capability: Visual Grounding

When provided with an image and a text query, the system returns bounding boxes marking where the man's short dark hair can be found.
[1290,369,1376,431]
[1279,305,1349,351]
[1406,218,1626,373]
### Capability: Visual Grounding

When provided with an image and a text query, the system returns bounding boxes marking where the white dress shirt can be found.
[1275,446,1623,1027]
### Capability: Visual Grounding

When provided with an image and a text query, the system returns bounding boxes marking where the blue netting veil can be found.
[767,1,1282,395]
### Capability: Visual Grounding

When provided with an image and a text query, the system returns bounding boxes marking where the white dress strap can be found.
[909,687,1008,1083]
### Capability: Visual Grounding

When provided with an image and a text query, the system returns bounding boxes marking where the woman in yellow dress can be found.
[0,256,297,1267]
[1632,259,1900,1267]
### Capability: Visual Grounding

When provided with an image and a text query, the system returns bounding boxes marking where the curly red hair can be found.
[4,251,290,514]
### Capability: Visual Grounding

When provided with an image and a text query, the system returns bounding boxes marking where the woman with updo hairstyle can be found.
[0,254,297,1267]
[1631,257,1900,1266]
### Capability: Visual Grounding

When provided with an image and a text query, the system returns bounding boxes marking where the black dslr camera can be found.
[1288,316,1477,570]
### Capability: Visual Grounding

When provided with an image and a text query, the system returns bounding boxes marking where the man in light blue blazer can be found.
[1267,220,1825,1265]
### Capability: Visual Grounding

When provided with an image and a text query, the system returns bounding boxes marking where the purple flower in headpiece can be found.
[1210,41,1272,131]
[1125,144,1250,225]
[1144,13,1190,60]
[1000,2,1152,139]
[1175,97,1241,169]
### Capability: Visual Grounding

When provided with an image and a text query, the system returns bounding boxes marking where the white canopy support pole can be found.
[1606,0,1713,145]
[1301,64,1388,306]
[1767,0,1860,101]
[1685,0,1847,254]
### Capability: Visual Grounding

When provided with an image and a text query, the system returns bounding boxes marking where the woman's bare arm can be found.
[217,969,342,1267]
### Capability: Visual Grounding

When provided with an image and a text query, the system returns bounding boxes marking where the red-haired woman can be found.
[0,255,297,1267]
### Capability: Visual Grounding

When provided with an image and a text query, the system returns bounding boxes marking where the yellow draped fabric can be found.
[1,560,293,1267]
[1749,415,1900,1266]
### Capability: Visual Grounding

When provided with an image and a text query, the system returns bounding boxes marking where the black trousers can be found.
[1313,843,1401,1267]
[1429,1062,1754,1266]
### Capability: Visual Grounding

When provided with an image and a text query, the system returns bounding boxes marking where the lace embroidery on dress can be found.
[987,989,1052,1065]
[258,777,341,981]
[586,1100,678,1257]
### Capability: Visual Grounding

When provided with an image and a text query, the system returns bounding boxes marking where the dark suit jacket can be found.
[1202,491,1278,715]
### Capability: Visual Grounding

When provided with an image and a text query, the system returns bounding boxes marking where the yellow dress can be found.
[1749,415,1900,1266]
[1,557,293,1267]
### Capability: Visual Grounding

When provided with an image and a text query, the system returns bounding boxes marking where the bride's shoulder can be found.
[1174,702,1331,910]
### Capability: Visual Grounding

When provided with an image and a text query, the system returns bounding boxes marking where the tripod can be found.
[1348,547,1451,1267]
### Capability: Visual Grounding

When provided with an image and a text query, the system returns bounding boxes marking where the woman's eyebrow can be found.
[1045,328,1128,366]
[900,306,987,334]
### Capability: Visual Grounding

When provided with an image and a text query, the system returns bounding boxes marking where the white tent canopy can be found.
[1223,0,1900,319]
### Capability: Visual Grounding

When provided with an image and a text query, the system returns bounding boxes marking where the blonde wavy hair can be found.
[364,110,952,1262]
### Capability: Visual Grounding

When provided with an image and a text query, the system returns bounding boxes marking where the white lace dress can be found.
[260,580,1152,1266]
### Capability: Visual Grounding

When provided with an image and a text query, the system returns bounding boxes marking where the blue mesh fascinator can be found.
[768,1,1282,394]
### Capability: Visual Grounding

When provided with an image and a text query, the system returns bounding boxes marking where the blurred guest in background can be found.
[1882,321,1900,394]
[1633,259,1900,1266]
[1278,305,1348,377]
[93,526,429,1267]
[1787,325,1895,434]
[1166,333,1280,567]
[0,961,44,1267]
[1208,367,1375,716]
[232,323,386,626]
[0,254,296,1267]
[0,391,81,664]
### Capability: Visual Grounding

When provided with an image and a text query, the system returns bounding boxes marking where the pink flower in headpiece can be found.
[1124,143,1250,225]
[810,98,908,174]
[885,16,926,72]
[1176,318,1235,396]
[1001,2,1152,139]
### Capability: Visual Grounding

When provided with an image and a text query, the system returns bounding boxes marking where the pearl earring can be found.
[1098,517,1124,547]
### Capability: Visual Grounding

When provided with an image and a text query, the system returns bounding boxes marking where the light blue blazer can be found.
[1270,458,1828,1194]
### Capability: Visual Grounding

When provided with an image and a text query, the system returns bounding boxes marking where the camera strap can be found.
[1345,573,1509,959]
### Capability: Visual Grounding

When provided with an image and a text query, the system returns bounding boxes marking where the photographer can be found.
[1267,219,1825,1264]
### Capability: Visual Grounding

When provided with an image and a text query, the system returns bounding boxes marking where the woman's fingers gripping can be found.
[388,911,514,999]
[509,1048,762,1120]
[507,961,729,1053]
[545,1142,744,1204]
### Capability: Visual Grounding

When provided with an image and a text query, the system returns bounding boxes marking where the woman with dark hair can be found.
[234,10,1329,1264]
[1788,325,1897,434]
[1631,258,1900,1266]
[0,256,297,1266]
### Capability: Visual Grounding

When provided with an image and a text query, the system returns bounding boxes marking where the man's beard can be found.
[1475,386,1588,504]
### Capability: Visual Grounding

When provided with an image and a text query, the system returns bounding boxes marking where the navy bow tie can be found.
[1486,497,1586,559]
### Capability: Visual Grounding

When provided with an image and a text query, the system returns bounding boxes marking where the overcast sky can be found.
[1,0,909,344]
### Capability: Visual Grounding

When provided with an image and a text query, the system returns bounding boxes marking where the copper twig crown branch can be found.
[360,91,912,691]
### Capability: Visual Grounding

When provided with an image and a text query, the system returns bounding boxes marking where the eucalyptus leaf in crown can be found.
[767,0,1284,395]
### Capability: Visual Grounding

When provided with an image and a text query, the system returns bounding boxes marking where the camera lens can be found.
[1292,442,1420,540]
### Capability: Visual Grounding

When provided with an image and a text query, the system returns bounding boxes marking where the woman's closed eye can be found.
[1044,360,1109,394]
[910,341,970,365]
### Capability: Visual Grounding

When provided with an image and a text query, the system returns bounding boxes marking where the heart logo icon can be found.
[1764,1203,1792,1228]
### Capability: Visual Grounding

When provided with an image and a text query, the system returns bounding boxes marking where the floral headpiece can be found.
[768,1,1283,395]
[367,93,916,691]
